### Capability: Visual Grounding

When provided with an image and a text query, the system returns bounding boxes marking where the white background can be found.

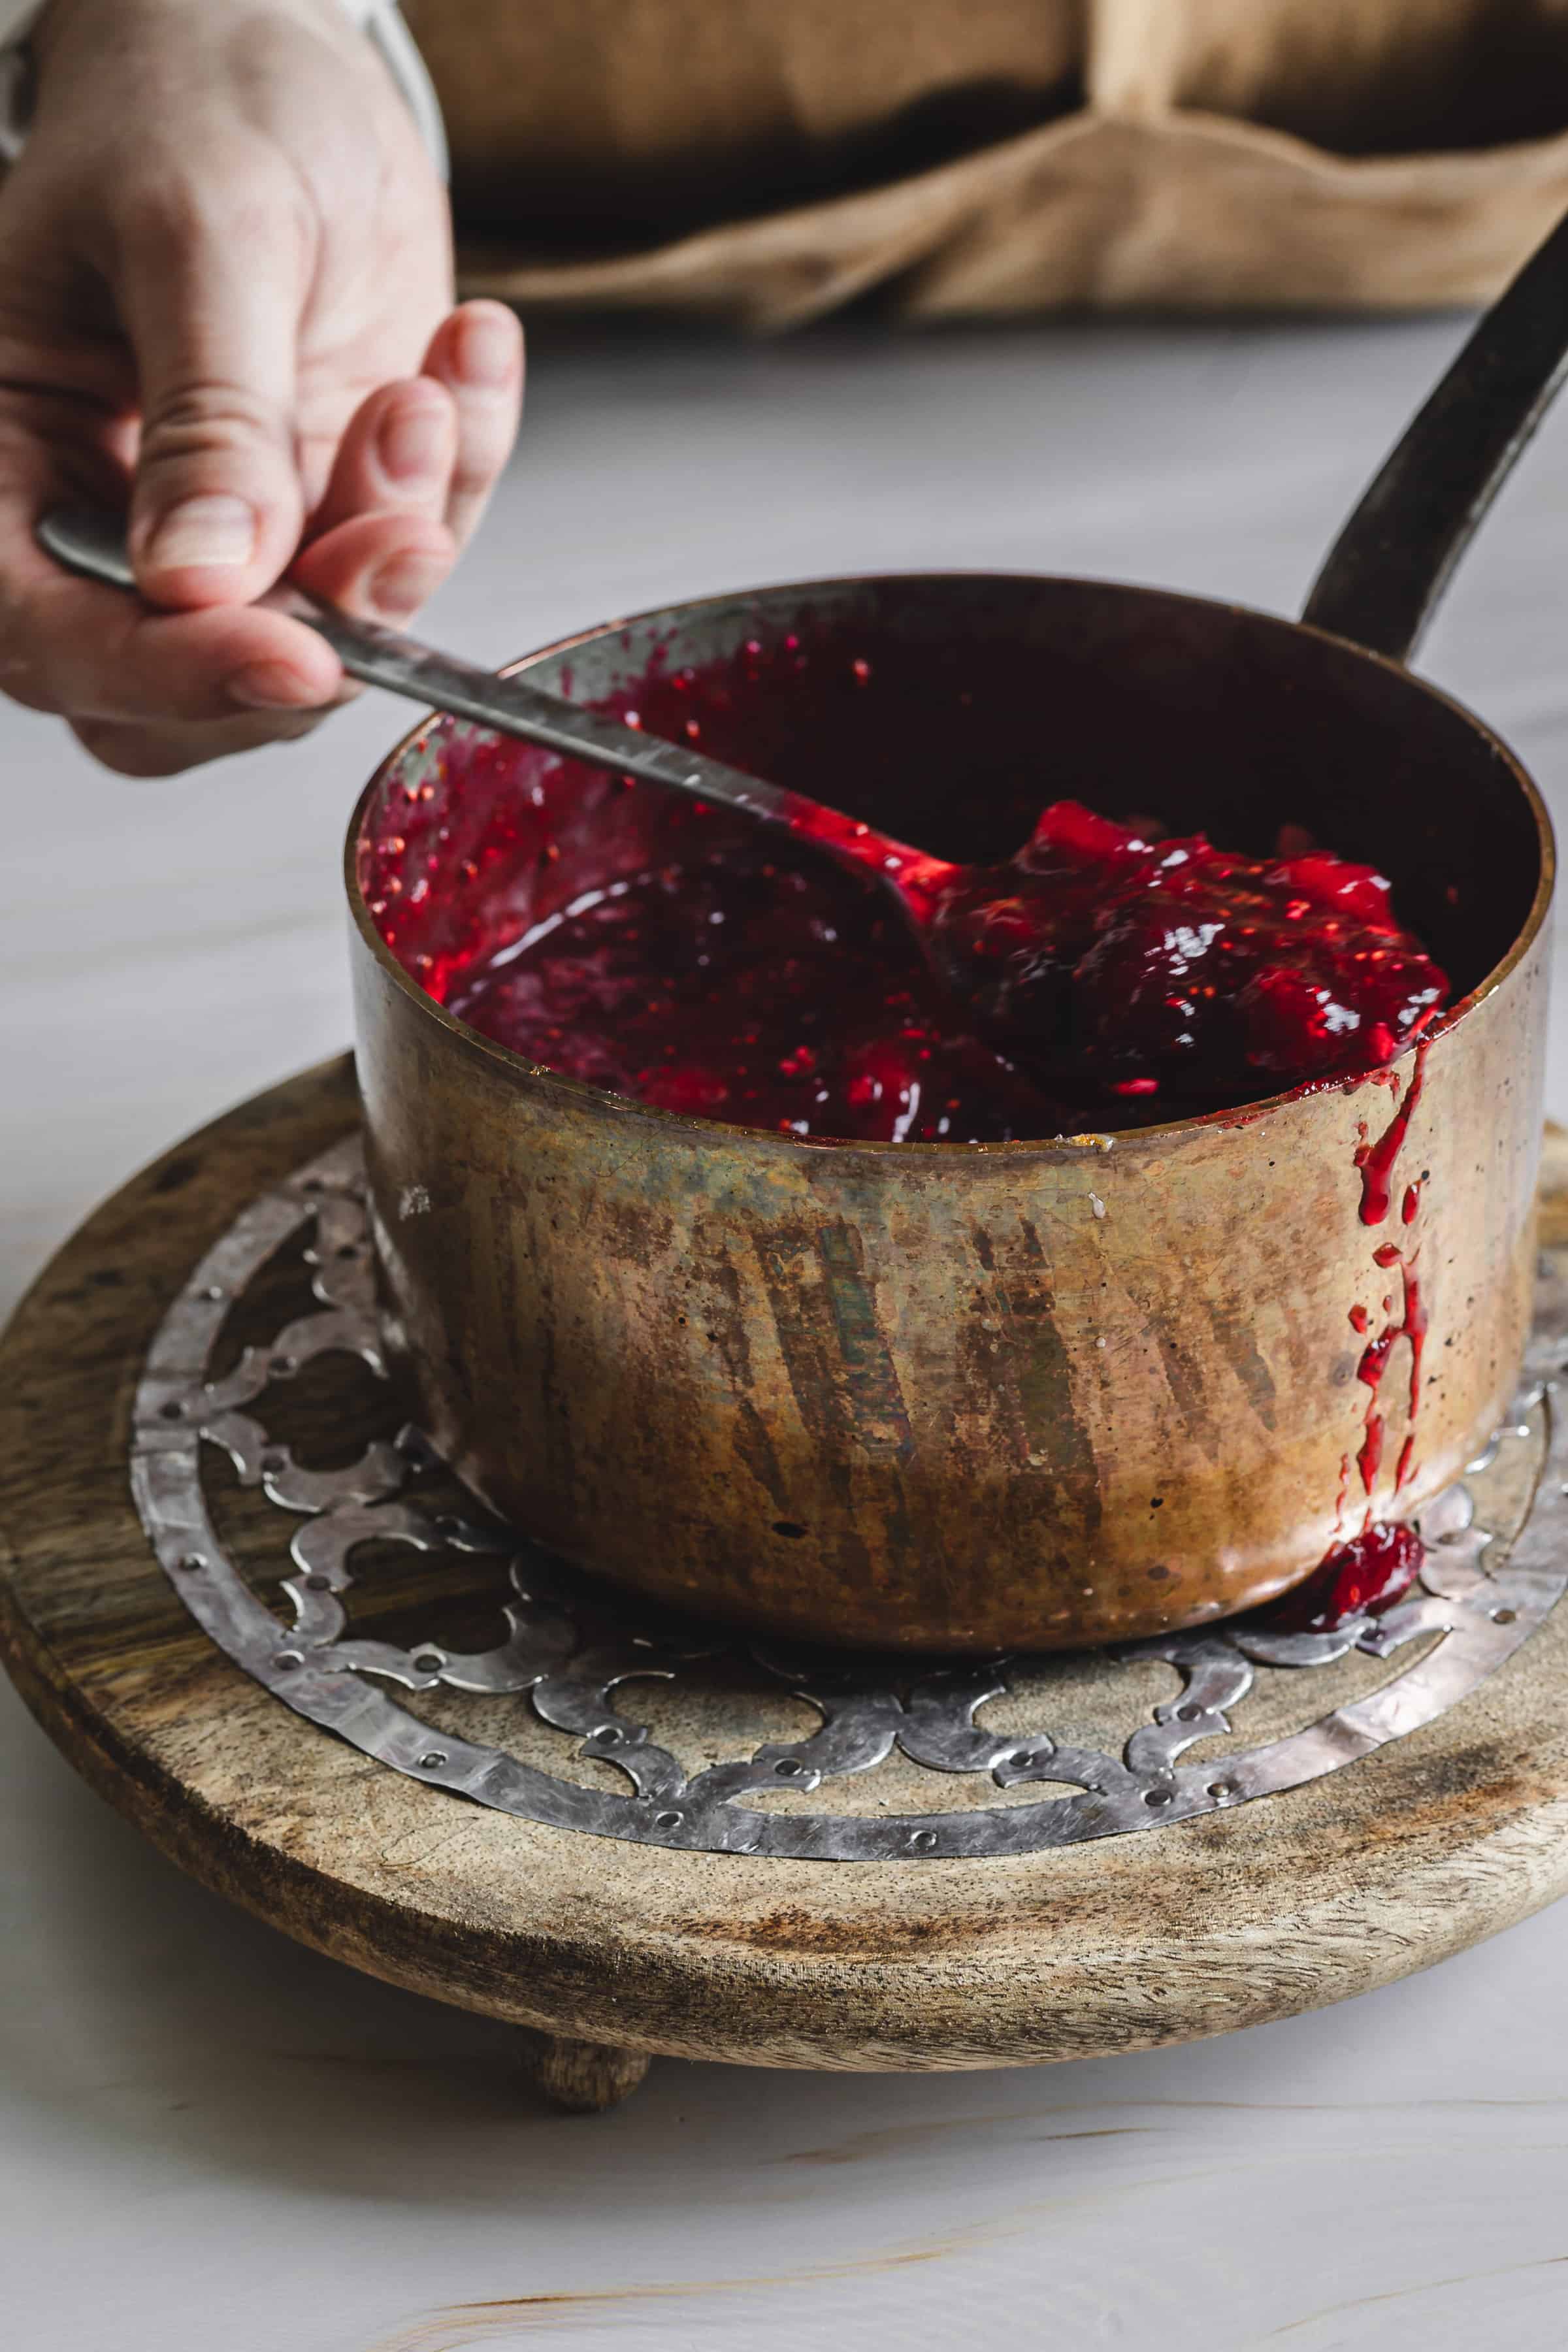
[6,315,1568,2349]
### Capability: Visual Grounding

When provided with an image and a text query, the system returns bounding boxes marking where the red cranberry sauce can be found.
[361,615,1457,1144]
[934,800,1446,1107]
[441,795,1446,1143]
[449,840,1058,1142]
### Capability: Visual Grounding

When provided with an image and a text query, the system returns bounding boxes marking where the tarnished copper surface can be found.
[345,576,1552,1652]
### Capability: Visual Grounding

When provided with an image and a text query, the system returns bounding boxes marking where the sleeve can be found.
[355,0,448,180]
[0,1,45,161]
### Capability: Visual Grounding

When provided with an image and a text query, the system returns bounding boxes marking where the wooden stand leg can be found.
[518,2028,652,2113]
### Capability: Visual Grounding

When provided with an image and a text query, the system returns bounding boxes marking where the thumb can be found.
[116,181,306,609]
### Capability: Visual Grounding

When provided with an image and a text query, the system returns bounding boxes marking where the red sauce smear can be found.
[448,800,1448,1143]
[1347,1031,1433,1505]
[1348,1245,1427,1506]
[1354,1036,1431,1224]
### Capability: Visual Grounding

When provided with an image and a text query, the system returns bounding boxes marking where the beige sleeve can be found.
[407,0,1568,326]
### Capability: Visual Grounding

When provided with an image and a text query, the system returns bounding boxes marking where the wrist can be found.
[24,0,444,175]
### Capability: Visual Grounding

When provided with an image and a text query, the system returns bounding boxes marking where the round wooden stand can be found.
[5,1056,1568,2111]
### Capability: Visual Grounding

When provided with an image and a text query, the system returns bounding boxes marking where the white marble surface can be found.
[7,315,1568,2349]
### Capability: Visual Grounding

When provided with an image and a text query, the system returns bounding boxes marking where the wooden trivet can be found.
[4,1057,1568,2110]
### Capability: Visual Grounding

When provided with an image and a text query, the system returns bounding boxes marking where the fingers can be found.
[33,588,338,723]
[66,505,459,774]
[5,216,516,774]
[62,507,455,774]
[304,302,521,569]
[71,707,324,779]
[306,375,457,542]
[298,376,465,621]
[0,472,342,725]
[111,169,310,610]
[0,359,470,774]
[291,506,457,626]
[419,300,523,545]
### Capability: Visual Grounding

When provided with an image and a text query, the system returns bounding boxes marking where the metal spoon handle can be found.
[35,504,808,831]
[1303,206,1568,663]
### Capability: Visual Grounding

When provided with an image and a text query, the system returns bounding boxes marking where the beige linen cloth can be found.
[406,0,1568,326]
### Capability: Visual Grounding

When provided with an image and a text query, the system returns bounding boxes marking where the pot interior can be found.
[353,575,1548,1088]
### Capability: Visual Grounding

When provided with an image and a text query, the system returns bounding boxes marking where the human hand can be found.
[0,0,522,774]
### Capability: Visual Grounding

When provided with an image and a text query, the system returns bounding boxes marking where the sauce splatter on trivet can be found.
[1256,1520,1425,1633]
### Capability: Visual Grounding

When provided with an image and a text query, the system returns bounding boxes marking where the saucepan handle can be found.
[1303,207,1568,664]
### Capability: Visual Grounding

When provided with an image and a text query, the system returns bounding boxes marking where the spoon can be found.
[37,505,963,939]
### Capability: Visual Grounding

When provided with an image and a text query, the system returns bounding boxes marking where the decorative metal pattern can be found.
[129,1138,1568,1862]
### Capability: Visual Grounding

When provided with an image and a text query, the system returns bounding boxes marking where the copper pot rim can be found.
[343,568,1556,1166]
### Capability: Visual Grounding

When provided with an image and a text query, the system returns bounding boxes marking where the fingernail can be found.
[369,551,448,621]
[458,304,518,388]
[228,661,318,710]
[379,395,450,483]
[148,493,255,572]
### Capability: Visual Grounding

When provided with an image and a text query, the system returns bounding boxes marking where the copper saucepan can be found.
[346,224,1568,1654]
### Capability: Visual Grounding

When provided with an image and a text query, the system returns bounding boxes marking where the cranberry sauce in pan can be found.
[438,798,1443,1142]
[362,610,1515,1146]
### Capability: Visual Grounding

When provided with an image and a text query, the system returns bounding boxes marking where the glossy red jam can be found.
[447,798,1448,1143]
[938,802,1446,1094]
[449,837,1061,1142]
